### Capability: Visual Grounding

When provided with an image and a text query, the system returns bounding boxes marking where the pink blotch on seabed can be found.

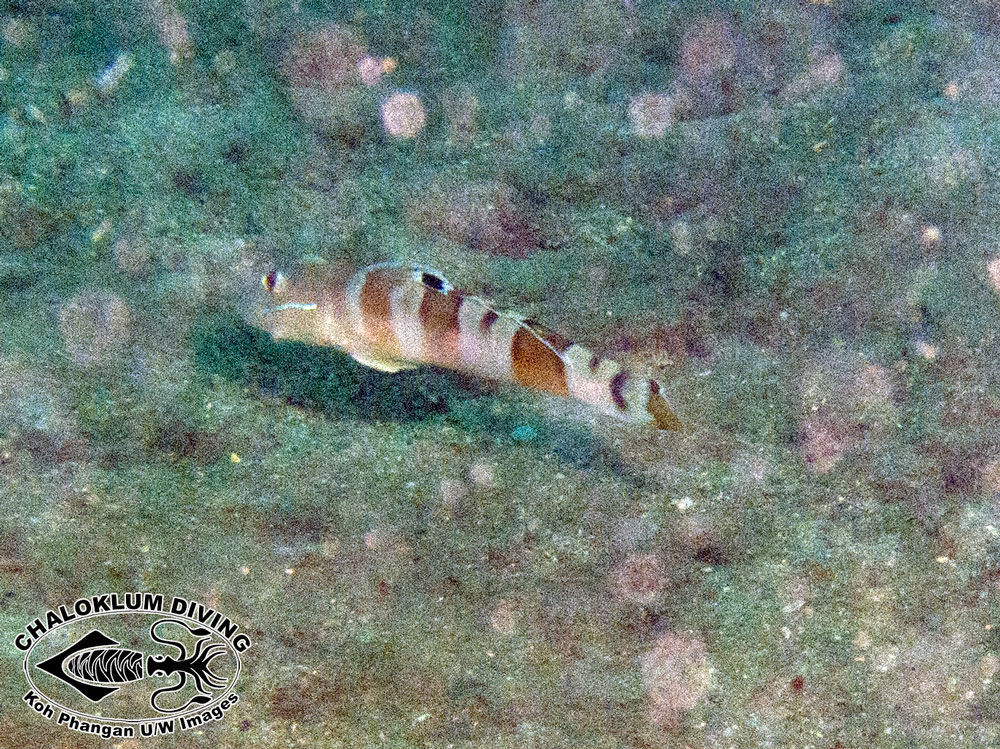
[381,92,426,138]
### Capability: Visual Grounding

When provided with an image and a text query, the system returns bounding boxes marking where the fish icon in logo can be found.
[36,618,229,714]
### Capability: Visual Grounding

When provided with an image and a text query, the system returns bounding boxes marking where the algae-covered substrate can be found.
[3,1,1000,747]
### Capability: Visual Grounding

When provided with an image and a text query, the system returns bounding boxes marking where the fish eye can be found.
[261,270,283,293]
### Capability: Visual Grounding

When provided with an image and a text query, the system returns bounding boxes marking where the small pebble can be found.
[381,91,426,139]
[468,462,496,489]
[629,93,675,138]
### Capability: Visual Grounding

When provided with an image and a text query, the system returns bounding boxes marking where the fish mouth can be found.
[263,302,318,314]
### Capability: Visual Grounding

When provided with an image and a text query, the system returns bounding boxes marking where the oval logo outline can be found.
[23,607,242,725]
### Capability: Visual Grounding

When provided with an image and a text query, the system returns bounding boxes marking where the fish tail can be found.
[452,292,681,431]
[550,331,681,430]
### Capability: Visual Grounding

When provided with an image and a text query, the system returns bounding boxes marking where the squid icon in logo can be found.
[36,618,229,713]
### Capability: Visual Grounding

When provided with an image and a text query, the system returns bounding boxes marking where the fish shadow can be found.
[191,312,481,422]
[191,313,647,482]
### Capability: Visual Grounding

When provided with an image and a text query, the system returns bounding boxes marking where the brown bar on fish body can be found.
[257,261,681,430]
[510,325,570,397]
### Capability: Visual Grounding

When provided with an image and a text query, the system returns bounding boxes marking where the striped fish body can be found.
[258,262,681,430]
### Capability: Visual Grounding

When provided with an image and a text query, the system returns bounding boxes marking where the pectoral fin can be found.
[349,350,418,373]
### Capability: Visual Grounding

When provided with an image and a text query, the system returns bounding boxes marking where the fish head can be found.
[247,263,350,348]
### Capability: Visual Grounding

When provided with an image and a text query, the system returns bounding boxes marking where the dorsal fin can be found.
[522,319,573,353]
[415,270,574,361]
[411,267,584,375]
